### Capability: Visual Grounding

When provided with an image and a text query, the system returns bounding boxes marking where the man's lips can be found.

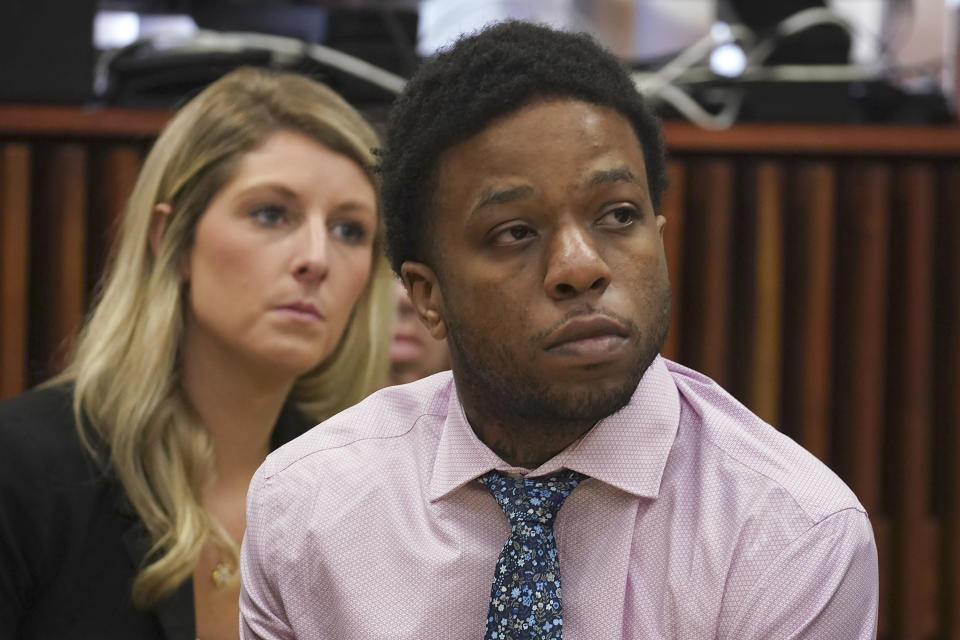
[543,315,629,359]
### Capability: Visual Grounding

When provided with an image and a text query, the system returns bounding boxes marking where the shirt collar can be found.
[427,356,680,502]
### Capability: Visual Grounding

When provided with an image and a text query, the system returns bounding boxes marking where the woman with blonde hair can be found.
[0,67,394,639]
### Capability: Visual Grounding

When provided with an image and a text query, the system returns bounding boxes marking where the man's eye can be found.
[492,224,536,246]
[598,205,638,227]
[332,221,369,245]
[250,204,287,226]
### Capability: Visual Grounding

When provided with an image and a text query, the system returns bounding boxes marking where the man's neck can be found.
[458,394,595,470]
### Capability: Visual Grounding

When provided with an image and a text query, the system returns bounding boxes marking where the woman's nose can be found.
[293,220,329,283]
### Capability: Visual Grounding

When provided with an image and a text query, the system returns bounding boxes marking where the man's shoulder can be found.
[663,359,866,522]
[258,371,455,481]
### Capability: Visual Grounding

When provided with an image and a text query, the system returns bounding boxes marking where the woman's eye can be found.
[250,204,287,226]
[598,205,639,227]
[331,221,369,245]
[492,224,536,246]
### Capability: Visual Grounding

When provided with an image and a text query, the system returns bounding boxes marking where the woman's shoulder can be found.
[0,383,74,424]
[0,383,103,481]
[0,383,78,442]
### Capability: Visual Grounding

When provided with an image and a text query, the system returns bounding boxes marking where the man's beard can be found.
[444,289,671,432]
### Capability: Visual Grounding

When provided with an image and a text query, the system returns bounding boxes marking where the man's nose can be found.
[543,224,611,300]
[293,218,329,283]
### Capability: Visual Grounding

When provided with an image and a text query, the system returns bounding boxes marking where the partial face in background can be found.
[405,99,670,427]
[389,280,450,385]
[183,130,377,379]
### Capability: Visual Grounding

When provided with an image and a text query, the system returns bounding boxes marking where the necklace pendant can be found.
[211,562,232,589]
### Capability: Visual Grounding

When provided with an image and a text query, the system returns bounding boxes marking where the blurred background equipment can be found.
[0,0,99,103]
[632,0,951,126]
[0,0,417,109]
[0,0,953,125]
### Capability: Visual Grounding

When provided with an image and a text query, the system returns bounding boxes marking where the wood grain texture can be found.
[0,144,31,397]
[939,165,960,640]
[660,161,685,362]
[833,162,890,515]
[742,160,783,425]
[781,162,836,462]
[887,163,936,640]
[665,122,960,155]
[682,159,734,387]
[0,105,171,138]
[88,145,142,288]
[30,144,87,382]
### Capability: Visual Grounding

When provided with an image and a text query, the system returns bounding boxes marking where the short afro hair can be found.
[379,20,669,276]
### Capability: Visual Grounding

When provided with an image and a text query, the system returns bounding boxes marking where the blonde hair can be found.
[52,68,393,608]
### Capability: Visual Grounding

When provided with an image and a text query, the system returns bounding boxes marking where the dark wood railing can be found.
[1,106,958,640]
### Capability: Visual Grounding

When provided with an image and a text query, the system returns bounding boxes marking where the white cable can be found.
[743,63,884,82]
[634,6,869,130]
[656,83,743,130]
[639,62,884,86]
[94,28,407,98]
[636,23,755,96]
[183,30,407,94]
[748,7,855,65]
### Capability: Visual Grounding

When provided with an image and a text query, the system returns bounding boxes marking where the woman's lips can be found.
[389,334,423,362]
[275,302,324,321]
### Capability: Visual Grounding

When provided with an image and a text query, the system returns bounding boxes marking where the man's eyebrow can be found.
[587,166,642,187]
[471,185,534,213]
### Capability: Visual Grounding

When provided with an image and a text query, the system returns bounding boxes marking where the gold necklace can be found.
[211,562,233,589]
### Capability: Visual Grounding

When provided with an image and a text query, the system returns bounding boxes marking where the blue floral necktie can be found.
[478,469,587,640]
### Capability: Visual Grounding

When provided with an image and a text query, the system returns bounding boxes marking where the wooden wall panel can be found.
[0,144,31,397]
[740,160,783,426]
[833,162,890,516]
[660,161,685,361]
[781,162,836,462]
[97,144,141,235]
[682,159,734,387]
[88,145,142,290]
[939,165,960,640]
[29,144,87,383]
[887,163,937,640]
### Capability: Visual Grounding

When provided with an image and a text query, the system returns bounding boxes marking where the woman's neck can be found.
[180,330,295,483]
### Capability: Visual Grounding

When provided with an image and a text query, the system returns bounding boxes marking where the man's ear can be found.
[149,203,172,257]
[401,261,447,341]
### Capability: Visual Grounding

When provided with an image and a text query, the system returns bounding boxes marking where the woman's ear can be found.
[150,203,191,281]
[400,261,446,340]
[149,203,172,258]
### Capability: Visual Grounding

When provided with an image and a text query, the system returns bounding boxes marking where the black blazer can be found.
[0,385,314,639]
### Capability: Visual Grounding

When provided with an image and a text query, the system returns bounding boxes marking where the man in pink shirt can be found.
[240,21,878,639]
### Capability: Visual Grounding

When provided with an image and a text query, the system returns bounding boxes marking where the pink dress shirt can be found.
[240,357,878,639]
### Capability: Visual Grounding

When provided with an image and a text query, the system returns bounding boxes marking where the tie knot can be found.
[479,469,587,527]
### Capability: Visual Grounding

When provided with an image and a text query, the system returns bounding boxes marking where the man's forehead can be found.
[437,100,642,174]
